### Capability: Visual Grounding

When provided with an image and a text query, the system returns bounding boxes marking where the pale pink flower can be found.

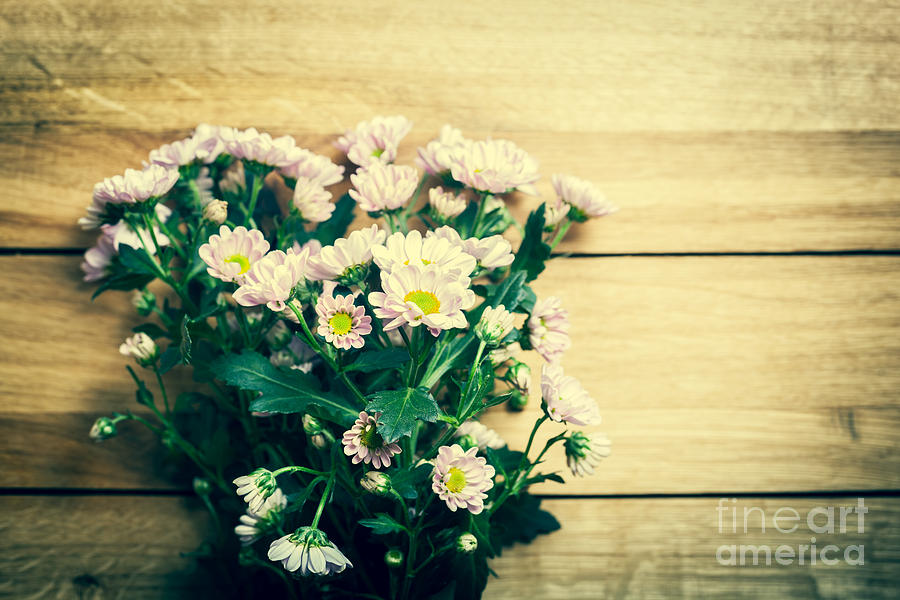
[100,205,172,254]
[541,363,601,426]
[198,225,271,284]
[294,238,323,258]
[564,431,611,477]
[219,127,296,167]
[428,186,467,220]
[307,225,386,283]
[268,528,352,575]
[195,167,215,205]
[465,235,514,269]
[233,247,313,312]
[149,133,221,168]
[315,290,372,350]
[449,139,539,195]
[552,174,617,221]
[81,234,116,281]
[431,444,495,514]
[475,305,515,345]
[543,197,569,228]
[349,163,419,213]
[119,332,159,366]
[416,125,468,175]
[454,420,505,451]
[234,488,287,545]
[125,164,181,202]
[368,263,475,336]
[279,147,344,186]
[528,296,571,362]
[191,123,228,163]
[219,161,246,196]
[489,341,521,365]
[293,178,335,222]
[341,411,401,468]
[371,230,476,281]
[336,115,413,168]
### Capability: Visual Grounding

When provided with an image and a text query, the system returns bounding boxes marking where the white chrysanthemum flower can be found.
[416,125,469,175]
[195,167,215,205]
[475,305,515,345]
[489,341,521,365]
[315,289,372,350]
[336,115,413,168]
[233,468,278,513]
[125,164,181,202]
[371,230,476,281]
[541,363,601,426]
[279,146,345,186]
[149,133,221,168]
[449,139,539,195]
[528,297,571,362]
[234,488,287,545]
[341,411,402,468]
[219,127,296,168]
[349,163,419,213]
[81,234,116,282]
[431,444,495,514]
[454,420,505,451]
[565,431,611,477]
[119,332,159,367]
[307,225,387,283]
[368,263,476,337]
[268,527,352,576]
[198,225,271,284]
[191,123,227,163]
[100,209,172,254]
[293,177,335,222]
[426,227,514,270]
[552,174,617,222]
[544,197,568,228]
[233,246,312,312]
[428,186,468,220]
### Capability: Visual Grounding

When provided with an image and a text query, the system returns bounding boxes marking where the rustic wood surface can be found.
[1,0,899,598]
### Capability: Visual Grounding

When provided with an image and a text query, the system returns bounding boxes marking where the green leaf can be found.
[117,245,161,276]
[391,462,433,500]
[91,272,155,299]
[132,323,169,339]
[459,361,494,420]
[314,193,356,245]
[179,315,193,365]
[516,285,537,313]
[211,350,358,425]
[343,348,411,373]
[523,472,566,486]
[359,513,407,535]
[158,345,182,374]
[365,387,441,443]
[510,204,551,282]
[490,493,561,552]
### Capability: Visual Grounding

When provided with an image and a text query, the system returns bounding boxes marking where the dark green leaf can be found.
[459,361,494,420]
[359,513,407,535]
[344,348,411,373]
[158,345,182,374]
[490,493,561,552]
[510,204,551,282]
[116,245,161,276]
[452,545,490,600]
[391,462,433,500]
[516,285,537,313]
[132,323,169,339]
[523,472,566,486]
[365,387,441,443]
[179,315,192,365]
[91,272,155,299]
[314,193,356,245]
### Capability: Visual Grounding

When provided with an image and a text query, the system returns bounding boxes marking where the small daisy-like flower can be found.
[564,431,611,477]
[293,178,335,222]
[541,363,601,426]
[100,212,171,254]
[341,411,401,468]
[315,289,372,350]
[552,174,617,222]
[119,333,159,367]
[233,246,312,312]
[125,164,181,202]
[449,139,540,195]
[454,420,506,451]
[368,263,476,336]
[425,227,513,270]
[199,225,271,284]
[190,123,227,163]
[428,186,468,221]
[149,134,221,169]
[307,225,387,283]
[475,305,515,345]
[268,527,352,576]
[359,471,392,496]
[349,163,419,213]
[336,115,413,168]
[81,234,116,282]
[431,444,496,514]
[219,127,295,168]
[279,146,345,186]
[416,125,468,175]
[543,197,568,228]
[233,468,277,513]
[489,341,521,365]
[234,488,287,545]
[371,230,476,281]
[528,297,572,362]
[194,167,215,205]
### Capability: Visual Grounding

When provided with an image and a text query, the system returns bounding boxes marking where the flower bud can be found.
[565,431,611,477]
[302,414,323,436]
[508,361,532,395]
[489,341,521,365]
[119,333,159,367]
[89,416,117,441]
[456,434,478,451]
[428,187,467,222]
[475,305,515,346]
[202,199,228,225]
[193,477,212,497]
[131,289,156,317]
[507,389,529,412]
[456,532,478,554]
[360,471,391,496]
[384,549,404,568]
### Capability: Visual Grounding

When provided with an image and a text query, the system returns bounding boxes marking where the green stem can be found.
[272,465,327,478]
[153,366,171,416]
[311,473,336,529]
[152,211,188,261]
[469,193,490,237]
[246,172,264,228]
[549,220,573,251]
[456,339,487,421]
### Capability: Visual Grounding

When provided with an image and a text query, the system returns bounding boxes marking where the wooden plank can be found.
[2,495,898,599]
[3,128,900,252]
[2,255,899,492]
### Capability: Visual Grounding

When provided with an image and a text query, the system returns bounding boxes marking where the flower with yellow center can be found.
[372,230,475,283]
[199,225,270,284]
[315,288,372,350]
[341,411,401,469]
[431,444,495,514]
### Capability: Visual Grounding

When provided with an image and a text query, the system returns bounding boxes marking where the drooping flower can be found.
[268,527,352,576]
[233,468,277,513]
[551,173,617,222]
[475,305,515,345]
[368,263,475,336]
[349,163,419,213]
[336,115,413,168]
[416,125,468,175]
[81,234,116,281]
[233,246,312,312]
[119,333,159,367]
[341,411,401,469]
[371,230,476,281]
[307,225,387,283]
[219,161,246,196]
[431,444,496,514]
[428,186,468,221]
[315,289,372,350]
[234,488,287,545]
[198,225,271,284]
[453,420,506,451]
[564,431,611,477]
[527,296,571,362]
[279,146,345,186]
[449,138,539,195]
[541,363,601,426]
[293,178,335,222]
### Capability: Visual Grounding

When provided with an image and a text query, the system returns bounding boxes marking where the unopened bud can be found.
[132,289,156,317]
[456,533,478,554]
[456,434,478,451]
[508,361,531,395]
[89,416,117,441]
[193,477,212,497]
[202,199,228,225]
[119,333,159,367]
[475,305,515,346]
[360,471,391,496]
[384,549,404,568]
[302,414,323,436]
[507,389,528,412]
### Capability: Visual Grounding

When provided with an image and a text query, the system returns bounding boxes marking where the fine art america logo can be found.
[715,498,867,566]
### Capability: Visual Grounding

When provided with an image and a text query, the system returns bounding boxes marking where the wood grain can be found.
[2,495,897,599]
[4,255,899,493]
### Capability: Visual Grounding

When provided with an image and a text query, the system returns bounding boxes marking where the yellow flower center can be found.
[404,290,441,315]
[372,148,384,158]
[224,254,251,275]
[359,425,384,449]
[329,312,353,335]
[446,467,467,493]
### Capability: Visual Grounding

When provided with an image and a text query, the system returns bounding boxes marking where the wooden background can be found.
[2,1,899,597]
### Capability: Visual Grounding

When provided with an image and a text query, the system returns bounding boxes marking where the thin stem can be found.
[469,192,490,237]
[272,465,327,478]
[245,172,264,228]
[456,339,487,421]
[153,366,171,416]
[311,473,336,529]
[549,220,573,251]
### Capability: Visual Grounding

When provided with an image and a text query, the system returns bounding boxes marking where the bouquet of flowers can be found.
[81,117,615,599]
